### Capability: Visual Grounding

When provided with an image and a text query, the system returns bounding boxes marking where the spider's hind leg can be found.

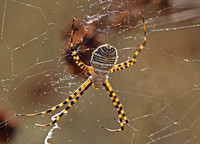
[69,18,93,74]
[108,11,146,73]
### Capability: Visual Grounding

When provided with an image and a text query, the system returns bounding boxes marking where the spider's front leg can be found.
[16,77,92,127]
[102,81,128,132]
[37,77,93,127]
[16,77,92,117]
[69,18,93,74]
[109,11,146,73]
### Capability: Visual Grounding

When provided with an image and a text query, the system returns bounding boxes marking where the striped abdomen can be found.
[90,44,118,75]
[90,44,118,89]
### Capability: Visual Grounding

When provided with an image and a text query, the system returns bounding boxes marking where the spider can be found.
[16,11,146,132]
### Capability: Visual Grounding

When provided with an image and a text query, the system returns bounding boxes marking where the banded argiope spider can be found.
[16,11,146,132]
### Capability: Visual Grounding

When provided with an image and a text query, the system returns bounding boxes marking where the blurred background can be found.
[0,0,200,143]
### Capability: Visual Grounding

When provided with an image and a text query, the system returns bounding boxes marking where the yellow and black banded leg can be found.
[102,81,128,132]
[16,77,92,118]
[36,78,93,127]
[70,18,93,74]
[109,11,146,73]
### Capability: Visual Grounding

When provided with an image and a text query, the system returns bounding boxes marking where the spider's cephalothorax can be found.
[16,11,146,132]
[90,44,118,89]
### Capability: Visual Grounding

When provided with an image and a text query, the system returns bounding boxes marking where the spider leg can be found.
[36,77,92,127]
[109,11,146,73]
[69,18,93,74]
[102,81,128,132]
[16,78,91,117]
[16,77,92,116]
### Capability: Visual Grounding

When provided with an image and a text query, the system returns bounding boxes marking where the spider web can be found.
[0,0,200,144]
